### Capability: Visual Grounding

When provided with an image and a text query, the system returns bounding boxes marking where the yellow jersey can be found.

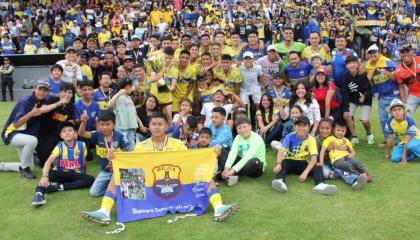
[213,66,242,92]
[322,136,353,163]
[150,65,179,104]
[173,64,196,100]
[134,137,187,152]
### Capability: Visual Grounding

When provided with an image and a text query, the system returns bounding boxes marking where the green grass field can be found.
[0,101,419,240]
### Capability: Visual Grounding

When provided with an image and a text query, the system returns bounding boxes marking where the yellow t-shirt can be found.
[98,32,111,47]
[134,137,187,151]
[301,46,331,63]
[200,84,226,104]
[256,107,279,125]
[163,11,173,23]
[150,10,163,26]
[213,66,242,92]
[322,136,353,163]
[173,64,196,100]
[257,23,265,39]
[150,65,179,104]
[80,64,93,81]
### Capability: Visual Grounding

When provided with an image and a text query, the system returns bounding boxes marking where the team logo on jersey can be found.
[152,164,182,200]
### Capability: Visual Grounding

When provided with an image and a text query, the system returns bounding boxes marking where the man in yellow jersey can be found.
[172,50,196,113]
[80,112,239,224]
[213,54,242,94]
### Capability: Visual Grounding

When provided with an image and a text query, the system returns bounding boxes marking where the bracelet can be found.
[42,175,48,177]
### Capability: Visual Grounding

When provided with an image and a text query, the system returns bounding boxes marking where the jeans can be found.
[333,168,359,186]
[0,134,38,172]
[117,128,136,151]
[36,170,95,194]
[391,139,420,163]
[264,122,283,145]
[407,94,420,115]
[378,96,396,141]
[89,171,112,197]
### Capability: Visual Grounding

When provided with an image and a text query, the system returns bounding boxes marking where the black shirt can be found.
[341,71,372,112]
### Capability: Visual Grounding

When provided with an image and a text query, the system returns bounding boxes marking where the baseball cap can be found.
[131,35,141,41]
[65,46,77,53]
[398,43,412,52]
[36,79,51,89]
[367,44,379,53]
[235,107,247,114]
[294,115,310,125]
[123,56,134,62]
[387,98,407,112]
[315,68,328,76]
[267,45,277,52]
[243,51,254,59]
[73,37,84,43]
[309,53,324,63]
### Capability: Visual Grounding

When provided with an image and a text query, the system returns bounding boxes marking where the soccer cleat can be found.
[367,134,375,145]
[351,174,367,191]
[226,176,239,187]
[214,203,240,222]
[351,137,359,145]
[272,179,287,193]
[312,183,337,195]
[31,193,46,207]
[80,210,111,225]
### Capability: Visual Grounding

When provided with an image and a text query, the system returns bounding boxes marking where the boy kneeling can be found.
[272,116,336,195]
[31,121,95,207]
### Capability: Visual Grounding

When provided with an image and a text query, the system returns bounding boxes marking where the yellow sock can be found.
[100,192,116,214]
[208,189,222,210]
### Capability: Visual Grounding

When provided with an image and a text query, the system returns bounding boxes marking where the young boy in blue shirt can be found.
[272,115,337,195]
[78,110,129,197]
[208,107,233,150]
[385,99,420,164]
[31,121,95,207]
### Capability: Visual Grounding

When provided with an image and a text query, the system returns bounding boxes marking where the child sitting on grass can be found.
[319,120,368,190]
[271,105,303,151]
[385,99,420,164]
[31,121,95,207]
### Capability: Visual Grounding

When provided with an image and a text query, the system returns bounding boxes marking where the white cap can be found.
[387,98,407,112]
[367,44,379,53]
[267,45,277,52]
[243,51,254,59]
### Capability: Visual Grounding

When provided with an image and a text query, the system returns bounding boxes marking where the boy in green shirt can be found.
[220,117,266,186]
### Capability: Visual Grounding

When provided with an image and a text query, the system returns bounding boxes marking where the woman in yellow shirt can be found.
[301,32,331,63]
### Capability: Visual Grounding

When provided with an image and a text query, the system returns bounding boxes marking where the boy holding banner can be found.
[80,112,239,225]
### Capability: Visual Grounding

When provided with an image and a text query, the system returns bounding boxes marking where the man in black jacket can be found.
[342,55,374,145]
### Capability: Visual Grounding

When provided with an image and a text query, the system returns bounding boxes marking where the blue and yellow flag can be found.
[112,149,216,223]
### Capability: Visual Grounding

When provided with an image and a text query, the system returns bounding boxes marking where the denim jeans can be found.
[89,171,112,197]
[117,128,136,151]
[333,168,359,186]
[264,122,283,145]
[378,96,397,141]
[391,139,420,163]
[407,94,420,115]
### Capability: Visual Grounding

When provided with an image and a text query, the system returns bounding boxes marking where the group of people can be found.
[1,0,420,226]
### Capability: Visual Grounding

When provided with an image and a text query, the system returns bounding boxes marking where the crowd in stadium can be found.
[0,0,420,225]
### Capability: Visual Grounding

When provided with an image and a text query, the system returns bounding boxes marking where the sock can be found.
[208,189,222,211]
[100,191,116,215]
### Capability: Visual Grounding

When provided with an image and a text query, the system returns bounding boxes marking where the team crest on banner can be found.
[152,164,182,199]
[112,149,216,223]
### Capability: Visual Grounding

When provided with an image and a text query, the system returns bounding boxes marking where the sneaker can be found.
[271,179,287,193]
[226,176,238,187]
[30,193,46,207]
[270,140,282,151]
[19,167,36,179]
[312,183,337,195]
[367,134,375,144]
[214,203,240,222]
[351,174,367,191]
[80,210,111,225]
[351,137,359,145]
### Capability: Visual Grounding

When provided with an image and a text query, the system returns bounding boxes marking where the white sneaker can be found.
[351,174,367,191]
[367,134,375,144]
[270,141,282,151]
[351,137,359,145]
[226,176,239,187]
[312,183,337,195]
[272,179,287,193]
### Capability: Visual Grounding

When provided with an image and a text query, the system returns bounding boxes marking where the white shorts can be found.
[240,88,262,104]
[349,103,372,121]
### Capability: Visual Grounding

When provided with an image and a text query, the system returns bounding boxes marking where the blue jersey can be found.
[284,62,312,85]
[75,99,100,131]
[1,93,45,145]
[53,141,87,173]
[331,48,357,88]
[92,88,113,110]
[48,76,63,98]
[239,46,266,61]
[265,86,291,106]
[1,42,16,54]
[281,132,318,161]
[91,130,129,172]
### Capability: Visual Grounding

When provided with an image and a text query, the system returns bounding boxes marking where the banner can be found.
[112,149,216,223]
[355,20,387,27]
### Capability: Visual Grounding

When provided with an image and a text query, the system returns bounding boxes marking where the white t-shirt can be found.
[200,102,233,127]
[239,63,263,91]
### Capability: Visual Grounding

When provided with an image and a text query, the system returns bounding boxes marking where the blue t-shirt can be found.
[209,123,233,150]
[1,93,45,145]
[75,99,100,131]
[284,61,312,85]
[90,130,129,172]
[1,42,16,54]
[48,77,63,98]
[331,48,357,88]
[92,88,113,110]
